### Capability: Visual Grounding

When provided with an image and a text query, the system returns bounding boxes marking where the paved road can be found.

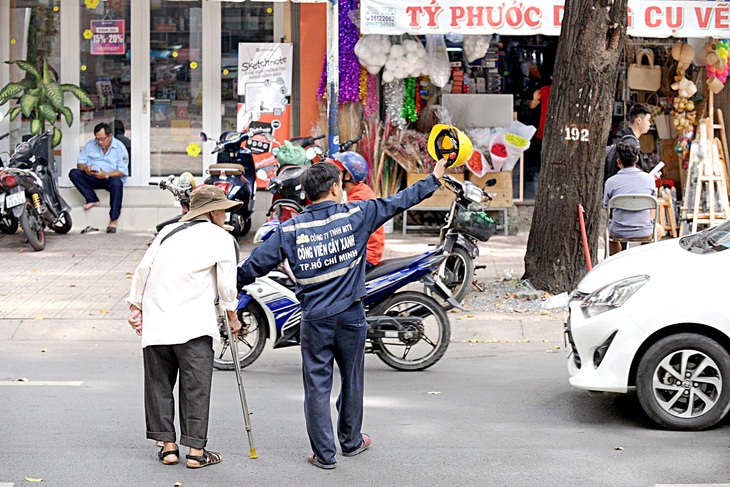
[2,338,729,487]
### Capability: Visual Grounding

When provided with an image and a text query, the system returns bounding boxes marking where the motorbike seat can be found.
[365,255,422,281]
[208,163,245,176]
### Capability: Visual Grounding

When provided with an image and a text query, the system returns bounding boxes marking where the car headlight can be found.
[580,275,649,319]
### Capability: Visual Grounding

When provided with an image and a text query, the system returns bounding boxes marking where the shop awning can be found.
[361,0,730,39]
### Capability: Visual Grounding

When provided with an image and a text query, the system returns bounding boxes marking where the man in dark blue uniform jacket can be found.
[238,158,447,469]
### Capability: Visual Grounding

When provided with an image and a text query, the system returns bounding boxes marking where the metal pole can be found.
[219,303,257,459]
[326,0,339,154]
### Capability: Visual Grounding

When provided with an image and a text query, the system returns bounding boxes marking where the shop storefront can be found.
[0,0,292,188]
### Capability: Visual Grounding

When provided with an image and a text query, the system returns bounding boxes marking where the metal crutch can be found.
[218,303,258,459]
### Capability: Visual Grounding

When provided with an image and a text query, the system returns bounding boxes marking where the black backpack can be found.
[604,134,639,184]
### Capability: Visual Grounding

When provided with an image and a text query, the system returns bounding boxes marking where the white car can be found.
[566,221,730,430]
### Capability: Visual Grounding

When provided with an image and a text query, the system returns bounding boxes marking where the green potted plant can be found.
[0,59,93,147]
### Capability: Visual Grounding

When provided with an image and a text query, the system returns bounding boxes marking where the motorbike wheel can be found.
[428,247,474,310]
[231,215,252,239]
[371,291,451,371]
[0,213,19,234]
[19,199,45,251]
[50,211,73,234]
[241,217,252,237]
[213,300,267,370]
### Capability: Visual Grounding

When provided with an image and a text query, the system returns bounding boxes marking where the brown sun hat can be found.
[180,184,242,221]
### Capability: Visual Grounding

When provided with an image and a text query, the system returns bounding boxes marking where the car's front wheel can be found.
[637,333,730,430]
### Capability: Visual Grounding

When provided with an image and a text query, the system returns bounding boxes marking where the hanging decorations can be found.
[316,0,360,105]
[355,35,390,75]
[85,0,99,9]
[364,72,379,120]
[384,79,406,129]
[338,0,361,104]
[705,39,730,94]
[316,55,327,100]
[402,78,418,123]
[359,68,368,106]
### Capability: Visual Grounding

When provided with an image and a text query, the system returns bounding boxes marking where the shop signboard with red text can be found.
[361,0,730,38]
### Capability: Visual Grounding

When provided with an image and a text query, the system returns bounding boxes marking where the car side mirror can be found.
[256,169,268,181]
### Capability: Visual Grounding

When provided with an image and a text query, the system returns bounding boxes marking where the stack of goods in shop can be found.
[670,42,700,136]
[704,39,730,94]
[465,121,536,176]
[484,39,502,94]
[450,66,465,94]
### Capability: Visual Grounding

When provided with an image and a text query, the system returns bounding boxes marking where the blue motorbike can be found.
[213,250,453,371]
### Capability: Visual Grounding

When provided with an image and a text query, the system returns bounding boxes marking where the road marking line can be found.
[0,483,15,487]
[0,381,83,386]
[656,484,730,486]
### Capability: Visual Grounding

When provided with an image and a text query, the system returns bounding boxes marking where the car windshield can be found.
[680,219,730,254]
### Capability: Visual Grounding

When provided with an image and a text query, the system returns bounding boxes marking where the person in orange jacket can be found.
[331,152,384,269]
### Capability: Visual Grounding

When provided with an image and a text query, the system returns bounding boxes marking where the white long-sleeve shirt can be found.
[127,219,239,348]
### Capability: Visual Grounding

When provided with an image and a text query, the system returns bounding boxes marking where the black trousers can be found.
[143,335,213,449]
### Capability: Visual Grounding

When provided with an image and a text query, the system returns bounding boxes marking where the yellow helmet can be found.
[427,124,474,168]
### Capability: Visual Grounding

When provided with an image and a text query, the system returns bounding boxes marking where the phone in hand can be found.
[649,161,665,176]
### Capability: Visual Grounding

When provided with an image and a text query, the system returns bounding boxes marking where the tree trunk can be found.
[523,0,628,293]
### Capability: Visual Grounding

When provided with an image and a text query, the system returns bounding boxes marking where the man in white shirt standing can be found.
[127,185,242,469]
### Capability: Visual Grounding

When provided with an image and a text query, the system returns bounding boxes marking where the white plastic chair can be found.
[605,194,659,259]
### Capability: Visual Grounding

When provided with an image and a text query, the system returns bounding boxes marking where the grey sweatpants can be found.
[143,335,214,449]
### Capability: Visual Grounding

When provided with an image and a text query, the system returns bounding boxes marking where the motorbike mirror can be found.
[305,147,318,160]
[199,132,208,142]
[256,169,269,181]
[484,178,497,188]
[272,147,280,156]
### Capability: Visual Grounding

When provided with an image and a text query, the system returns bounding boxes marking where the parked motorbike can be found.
[214,248,453,371]
[429,176,498,308]
[0,133,19,235]
[0,131,73,251]
[199,129,266,238]
[149,172,196,232]
[252,135,364,243]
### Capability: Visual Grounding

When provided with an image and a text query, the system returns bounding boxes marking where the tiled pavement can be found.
[0,227,558,342]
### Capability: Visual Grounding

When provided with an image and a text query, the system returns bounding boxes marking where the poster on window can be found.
[238,43,294,188]
[360,0,730,38]
[90,20,126,56]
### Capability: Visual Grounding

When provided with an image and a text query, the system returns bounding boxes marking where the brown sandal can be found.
[158,447,179,465]
[185,450,222,469]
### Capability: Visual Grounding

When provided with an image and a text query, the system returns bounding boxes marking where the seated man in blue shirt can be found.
[603,140,657,256]
[69,122,129,233]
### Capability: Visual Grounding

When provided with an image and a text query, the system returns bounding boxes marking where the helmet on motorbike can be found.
[276,141,308,168]
[427,124,474,169]
[332,151,369,184]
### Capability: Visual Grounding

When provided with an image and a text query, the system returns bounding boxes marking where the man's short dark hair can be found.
[629,104,652,123]
[301,163,341,201]
[94,122,111,137]
[617,140,640,167]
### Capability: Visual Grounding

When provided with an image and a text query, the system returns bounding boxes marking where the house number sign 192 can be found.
[564,126,589,142]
